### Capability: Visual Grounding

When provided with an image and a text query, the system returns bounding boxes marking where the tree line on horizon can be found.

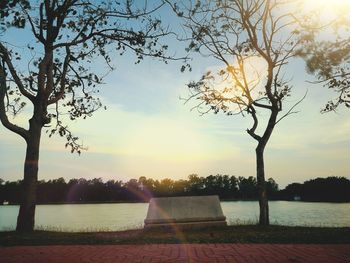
[1,175,349,204]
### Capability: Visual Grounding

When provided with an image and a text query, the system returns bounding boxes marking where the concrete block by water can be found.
[144,195,227,229]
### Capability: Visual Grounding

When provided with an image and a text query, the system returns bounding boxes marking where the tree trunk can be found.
[256,145,269,225]
[16,122,42,232]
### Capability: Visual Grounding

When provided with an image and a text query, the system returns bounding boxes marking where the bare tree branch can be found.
[0,43,35,102]
[276,91,308,125]
[0,63,29,140]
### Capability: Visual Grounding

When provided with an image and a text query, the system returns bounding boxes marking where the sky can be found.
[1,0,350,189]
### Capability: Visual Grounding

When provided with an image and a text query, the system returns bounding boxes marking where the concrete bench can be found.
[144,195,227,229]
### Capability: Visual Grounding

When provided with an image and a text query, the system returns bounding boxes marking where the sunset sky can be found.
[1,1,350,188]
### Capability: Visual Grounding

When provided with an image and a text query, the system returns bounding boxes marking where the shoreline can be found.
[1,225,350,246]
[2,199,350,206]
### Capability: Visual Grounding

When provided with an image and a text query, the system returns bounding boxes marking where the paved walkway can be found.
[0,244,349,263]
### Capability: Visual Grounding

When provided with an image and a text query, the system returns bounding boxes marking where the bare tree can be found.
[168,0,311,225]
[0,0,174,232]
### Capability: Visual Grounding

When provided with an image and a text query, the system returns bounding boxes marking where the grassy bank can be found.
[1,225,350,246]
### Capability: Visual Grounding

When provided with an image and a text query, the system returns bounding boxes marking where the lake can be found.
[0,201,349,231]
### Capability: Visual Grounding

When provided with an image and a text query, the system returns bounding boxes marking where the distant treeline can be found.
[0,175,349,204]
[278,177,350,202]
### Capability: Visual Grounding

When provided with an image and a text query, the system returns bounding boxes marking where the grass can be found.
[1,225,350,246]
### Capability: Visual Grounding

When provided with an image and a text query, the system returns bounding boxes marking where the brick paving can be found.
[0,244,349,263]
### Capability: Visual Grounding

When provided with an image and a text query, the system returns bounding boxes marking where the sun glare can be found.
[207,56,267,106]
[299,0,350,31]
[302,0,350,13]
[304,0,350,7]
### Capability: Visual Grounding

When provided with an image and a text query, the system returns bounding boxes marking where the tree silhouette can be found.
[0,0,172,232]
[296,5,350,112]
[168,0,312,225]
[301,39,350,112]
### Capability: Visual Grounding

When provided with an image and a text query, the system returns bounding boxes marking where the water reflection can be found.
[0,201,349,231]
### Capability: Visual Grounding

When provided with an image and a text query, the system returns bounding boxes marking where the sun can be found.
[302,0,350,11]
[300,0,350,26]
[304,0,350,6]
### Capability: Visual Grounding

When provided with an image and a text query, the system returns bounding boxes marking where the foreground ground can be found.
[1,225,350,246]
[1,226,349,262]
[0,244,349,263]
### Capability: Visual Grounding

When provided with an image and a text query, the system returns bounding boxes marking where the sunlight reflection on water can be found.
[0,201,349,231]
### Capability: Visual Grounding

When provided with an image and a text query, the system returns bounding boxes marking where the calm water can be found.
[0,201,349,231]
